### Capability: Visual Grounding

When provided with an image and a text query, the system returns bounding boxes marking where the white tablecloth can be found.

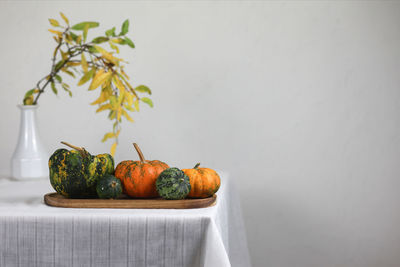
[0,173,251,267]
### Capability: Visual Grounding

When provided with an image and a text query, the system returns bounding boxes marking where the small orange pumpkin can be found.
[114,143,169,198]
[182,163,220,198]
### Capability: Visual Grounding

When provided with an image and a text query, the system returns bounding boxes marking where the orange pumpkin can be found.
[182,163,220,198]
[114,143,169,198]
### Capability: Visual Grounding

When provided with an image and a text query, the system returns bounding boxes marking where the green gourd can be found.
[49,141,114,198]
[96,174,122,199]
[156,167,191,200]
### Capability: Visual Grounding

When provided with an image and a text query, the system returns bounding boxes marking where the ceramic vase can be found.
[11,105,48,180]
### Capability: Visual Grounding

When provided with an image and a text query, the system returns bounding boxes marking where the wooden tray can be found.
[44,193,217,209]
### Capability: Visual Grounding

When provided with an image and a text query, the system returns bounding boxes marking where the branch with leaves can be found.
[23,12,153,156]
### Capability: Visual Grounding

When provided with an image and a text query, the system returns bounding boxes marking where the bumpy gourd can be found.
[49,141,114,198]
[156,167,191,200]
[114,143,169,198]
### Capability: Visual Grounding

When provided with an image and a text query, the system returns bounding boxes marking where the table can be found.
[0,173,251,267]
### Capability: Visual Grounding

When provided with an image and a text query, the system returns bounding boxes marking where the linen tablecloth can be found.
[0,172,251,267]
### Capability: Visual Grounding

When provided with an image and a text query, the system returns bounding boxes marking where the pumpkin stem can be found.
[194,163,201,169]
[133,143,146,163]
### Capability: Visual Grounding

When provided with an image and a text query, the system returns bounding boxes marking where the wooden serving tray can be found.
[44,193,217,209]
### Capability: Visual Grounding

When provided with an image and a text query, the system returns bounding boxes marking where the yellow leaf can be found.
[118,74,136,96]
[49,19,60,27]
[66,62,80,67]
[48,29,63,37]
[65,33,73,44]
[60,50,68,60]
[96,104,112,113]
[94,45,120,65]
[111,38,125,44]
[89,69,112,90]
[122,109,134,122]
[90,89,109,105]
[61,68,75,77]
[110,143,117,157]
[109,95,117,107]
[101,132,115,142]
[76,35,82,44]
[133,99,140,111]
[124,104,135,112]
[81,54,88,72]
[89,69,105,88]
[125,92,133,106]
[109,41,119,54]
[109,110,116,119]
[120,68,129,80]
[60,12,69,25]
[78,68,95,86]
[23,95,34,105]
[117,90,125,105]
[117,107,122,121]
[112,75,125,94]
[53,47,58,57]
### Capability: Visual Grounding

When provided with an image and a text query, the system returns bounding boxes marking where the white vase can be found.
[11,105,48,180]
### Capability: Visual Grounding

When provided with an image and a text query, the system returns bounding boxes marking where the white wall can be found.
[1,1,400,266]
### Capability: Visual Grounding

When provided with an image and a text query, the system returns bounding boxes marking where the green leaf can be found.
[105,27,116,37]
[61,82,70,89]
[83,24,89,42]
[87,45,97,53]
[24,88,36,98]
[71,21,99,30]
[60,84,71,97]
[141,97,153,108]
[61,68,75,78]
[91,36,109,44]
[120,19,129,35]
[77,68,96,86]
[51,82,58,95]
[108,110,116,119]
[55,75,62,83]
[69,31,78,41]
[54,60,65,71]
[124,37,135,48]
[135,85,151,94]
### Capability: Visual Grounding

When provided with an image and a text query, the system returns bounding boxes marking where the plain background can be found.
[1,1,400,266]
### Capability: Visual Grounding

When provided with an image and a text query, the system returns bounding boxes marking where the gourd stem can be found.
[61,141,88,158]
[61,141,83,151]
[194,163,201,169]
[133,143,146,163]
